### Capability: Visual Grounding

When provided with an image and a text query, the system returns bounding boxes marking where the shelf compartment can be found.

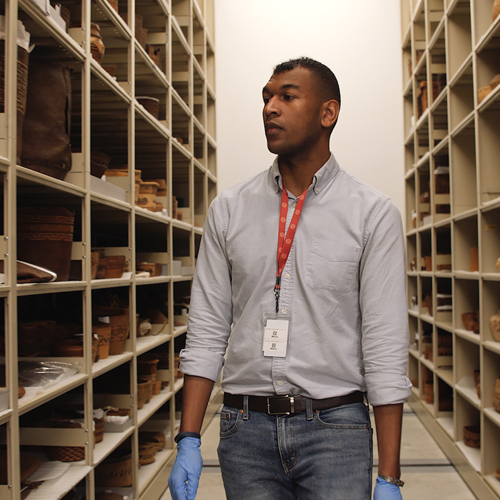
[483,280,500,343]
[420,275,433,317]
[417,165,431,227]
[447,1,472,81]
[449,62,473,130]
[455,334,480,407]
[135,119,169,211]
[483,349,500,415]
[193,14,205,74]
[172,95,191,152]
[435,277,453,325]
[474,0,500,45]
[193,63,204,126]
[435,224,452,273]
[483,417,500,495]
[437,375,454,418]
[455,392,481,472]
[482,206,500,274]
[171,26,190,108]
[430,94,448,149]
[429,24,447,108]
[18,0,85,63]
[90,77,131,175]
[477,108,500,206]
[194,165,206,228]
[450,120,477,214]
[455,277,480,335]
[453,214,478,272]
[429,0,445,40]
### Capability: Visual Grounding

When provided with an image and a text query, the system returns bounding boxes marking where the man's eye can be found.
[284,94,294,101]
[263,97,270,105]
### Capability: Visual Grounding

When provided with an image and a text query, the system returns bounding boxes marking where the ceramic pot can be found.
[493,378,500,413]
[494,0,500,21]
[490,310,500,341]
[93,322,111,359]
[90,23,105,64]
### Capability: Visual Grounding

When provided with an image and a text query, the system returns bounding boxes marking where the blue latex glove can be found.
[374,476,403,500]
[168,437,203,500]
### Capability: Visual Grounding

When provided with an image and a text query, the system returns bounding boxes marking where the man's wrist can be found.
[378,474,404,487]
[174,431,201,443]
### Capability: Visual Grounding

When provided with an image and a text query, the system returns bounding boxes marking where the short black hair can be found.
[272,57,341,109]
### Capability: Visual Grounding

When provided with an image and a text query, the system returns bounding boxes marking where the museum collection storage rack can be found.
[402,0,500,498]
[0,0,219,498]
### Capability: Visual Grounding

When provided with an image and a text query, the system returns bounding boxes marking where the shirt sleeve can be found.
[179,194,233,382]
[359,199,412,406]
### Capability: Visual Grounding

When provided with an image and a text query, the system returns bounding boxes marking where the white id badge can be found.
[263,319,289,357]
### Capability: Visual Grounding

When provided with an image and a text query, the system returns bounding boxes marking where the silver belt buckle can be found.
[267,395,295,415]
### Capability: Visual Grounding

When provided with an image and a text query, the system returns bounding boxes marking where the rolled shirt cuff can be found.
[179,348,225,383]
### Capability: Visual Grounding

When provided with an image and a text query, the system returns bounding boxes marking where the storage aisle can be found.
[161,404,477,500]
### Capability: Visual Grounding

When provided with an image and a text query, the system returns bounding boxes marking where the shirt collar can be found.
[272,154,339,196]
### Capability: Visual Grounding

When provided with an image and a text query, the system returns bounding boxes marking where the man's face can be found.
[262,67,324,156]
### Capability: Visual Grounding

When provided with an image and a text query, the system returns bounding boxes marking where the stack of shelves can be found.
[0,0,219,499]
[402,0,500,498]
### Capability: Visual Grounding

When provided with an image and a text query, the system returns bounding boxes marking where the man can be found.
[168,57,411,500]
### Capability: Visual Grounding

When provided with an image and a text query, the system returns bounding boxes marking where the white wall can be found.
[214,0,406,216]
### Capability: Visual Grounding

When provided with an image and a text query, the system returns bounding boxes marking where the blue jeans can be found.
[217,401,373,500]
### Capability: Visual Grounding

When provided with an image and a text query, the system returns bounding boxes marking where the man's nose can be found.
[264,96,280,116]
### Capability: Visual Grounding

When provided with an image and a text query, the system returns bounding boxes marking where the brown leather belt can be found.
[223,391,364,415]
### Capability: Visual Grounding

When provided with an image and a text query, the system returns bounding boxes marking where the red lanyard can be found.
[274,183,308,313]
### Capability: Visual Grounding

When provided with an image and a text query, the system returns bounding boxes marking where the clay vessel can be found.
[494,0,500,21]
[490,310,500,341]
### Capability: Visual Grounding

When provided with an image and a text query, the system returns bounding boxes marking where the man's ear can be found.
[321,100,340,128]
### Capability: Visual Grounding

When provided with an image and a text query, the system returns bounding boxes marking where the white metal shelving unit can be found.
[402,1,500,499]
[0,0,219,498]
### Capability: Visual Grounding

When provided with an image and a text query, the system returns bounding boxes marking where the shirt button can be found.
[277,381,283,386]
[282,309,288,315]
[285,273,291,279]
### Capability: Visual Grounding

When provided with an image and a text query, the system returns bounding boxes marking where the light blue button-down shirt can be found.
[181,154,412,406]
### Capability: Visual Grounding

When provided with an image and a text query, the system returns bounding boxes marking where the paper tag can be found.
[263,319,289,357]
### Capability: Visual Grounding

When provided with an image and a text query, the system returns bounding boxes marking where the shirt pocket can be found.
[305,238,361,293]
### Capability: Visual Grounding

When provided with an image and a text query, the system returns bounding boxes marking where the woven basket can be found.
[138,440,156,466]
[153,379,162,395]
[105,255,126,279]
[93,322,112,359]
[139,431,166,453]
[17,207,75,282]
[463,425,480,448]
[45,419,86,462]
[138,357,159,378]
[94,306,130,355]
[94,416,105,443]
[95,449,132,487]
[137,379,153,409]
